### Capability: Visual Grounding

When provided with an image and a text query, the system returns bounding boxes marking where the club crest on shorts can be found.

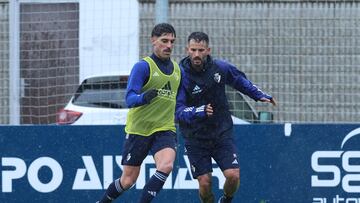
[191,164,196,172]
[214,73,221,83]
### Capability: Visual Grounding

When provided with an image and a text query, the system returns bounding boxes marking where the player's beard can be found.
[191,57,204,71]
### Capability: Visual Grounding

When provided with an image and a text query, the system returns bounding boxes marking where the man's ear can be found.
[151,36,156,45]
[207,47,211,54]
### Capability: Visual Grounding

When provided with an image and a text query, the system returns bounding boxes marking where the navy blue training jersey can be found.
[175,55,272,139]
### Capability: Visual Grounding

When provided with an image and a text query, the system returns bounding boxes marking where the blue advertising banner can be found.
[0,124,359,203]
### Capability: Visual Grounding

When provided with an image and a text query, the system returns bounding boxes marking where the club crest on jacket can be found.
[214,73,221,83]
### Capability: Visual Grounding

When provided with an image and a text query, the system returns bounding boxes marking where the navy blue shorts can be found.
[184,128,239,178]
[121,130,177,166]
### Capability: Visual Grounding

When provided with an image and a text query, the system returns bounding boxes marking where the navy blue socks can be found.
[218,194,233,203]
[138,170,169,203]
[99,171,169,203]
[99,178,125,203]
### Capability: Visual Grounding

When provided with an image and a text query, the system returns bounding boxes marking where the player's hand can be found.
[205,103,213,116]
[259,97,277,106]
[143,89,158,103]
[270,98,277,106]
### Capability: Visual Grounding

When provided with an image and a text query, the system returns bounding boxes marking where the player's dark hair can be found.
[187,32,209,45]
[151,23,176,38]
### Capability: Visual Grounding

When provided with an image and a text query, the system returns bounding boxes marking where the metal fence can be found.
[140,0,360,123]
[1,0,360,124]
[0,2,9,124]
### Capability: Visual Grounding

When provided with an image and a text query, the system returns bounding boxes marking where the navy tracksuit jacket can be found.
[175,55,272,140]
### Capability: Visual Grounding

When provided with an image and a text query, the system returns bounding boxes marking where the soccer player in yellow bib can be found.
[98,23,181,203]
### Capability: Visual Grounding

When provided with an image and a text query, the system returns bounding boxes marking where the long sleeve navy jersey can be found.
[175,56,272,139]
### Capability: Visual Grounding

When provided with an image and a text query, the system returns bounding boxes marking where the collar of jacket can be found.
[181,55,213,74]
